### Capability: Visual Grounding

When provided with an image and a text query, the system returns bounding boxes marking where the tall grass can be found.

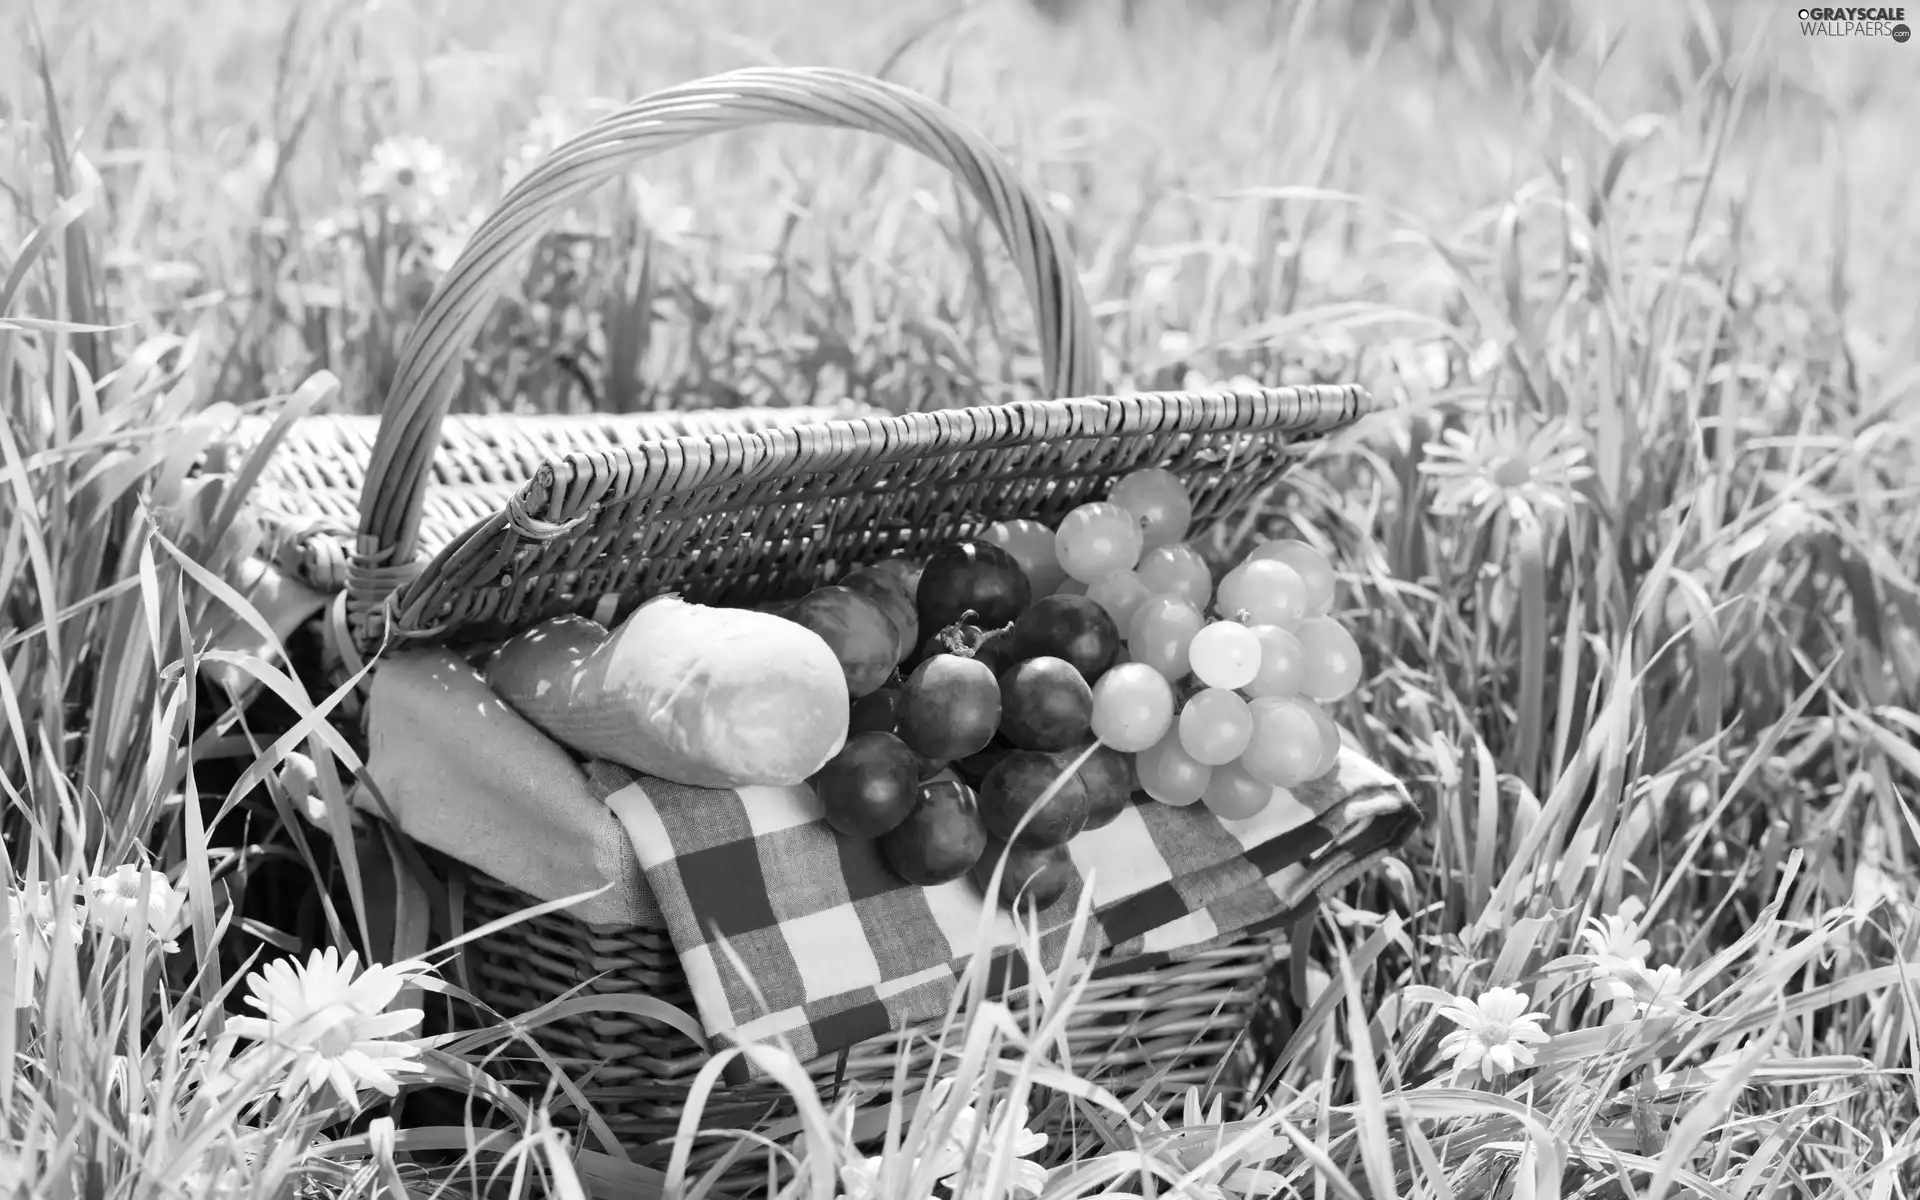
[5,0,1919,1196]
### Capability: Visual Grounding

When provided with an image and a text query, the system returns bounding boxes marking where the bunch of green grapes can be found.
[1043,470,1361,822]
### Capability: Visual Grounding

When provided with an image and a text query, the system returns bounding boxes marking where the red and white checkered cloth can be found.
[593,747,1417,1074]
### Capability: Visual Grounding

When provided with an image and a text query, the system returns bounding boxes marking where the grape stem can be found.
[932,611,986,657]
[932,610,1015,659]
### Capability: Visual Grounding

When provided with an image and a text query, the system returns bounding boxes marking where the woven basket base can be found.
[436,861,1268,1184]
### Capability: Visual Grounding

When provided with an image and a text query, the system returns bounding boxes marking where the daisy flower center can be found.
[313,1013,358,1058]
[1473,1017,1519,1048]
[1490,455,1535,488]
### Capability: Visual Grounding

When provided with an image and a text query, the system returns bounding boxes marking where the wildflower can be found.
[1578,904,1652,978]
[1596,962,1693,1021]
[840,1078,1051,1200]
[1575,901,1693,1022]
[1419,407,1592,526]
[1634,964,1692,1017]
[359,136,456,226]
[940,1095,1049,1198]
[84,865,188,951]
[225,947,429,1106]
[1432,987,1553,1082]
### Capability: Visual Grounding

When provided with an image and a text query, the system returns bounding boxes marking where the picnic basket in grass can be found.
[233,67,1412,1178]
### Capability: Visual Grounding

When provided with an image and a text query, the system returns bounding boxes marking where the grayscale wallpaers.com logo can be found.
[1799,6,1911,38]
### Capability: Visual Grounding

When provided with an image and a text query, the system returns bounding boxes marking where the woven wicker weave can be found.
[236,67,1384,1186]
[444,854,1279,1174]
[236,407,869,591]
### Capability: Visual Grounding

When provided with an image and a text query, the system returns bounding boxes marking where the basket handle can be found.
[350,67,1103,615]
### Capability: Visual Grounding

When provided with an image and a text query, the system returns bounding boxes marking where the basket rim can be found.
[518,384,1374,518]
[363,382,1373,647]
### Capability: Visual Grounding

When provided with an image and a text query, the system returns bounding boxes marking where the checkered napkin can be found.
[593,748,1418,1077]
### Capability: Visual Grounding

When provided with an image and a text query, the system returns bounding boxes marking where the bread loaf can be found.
[485,596,850,788]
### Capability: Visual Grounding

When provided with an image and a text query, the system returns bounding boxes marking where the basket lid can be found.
[358,384,1372,650]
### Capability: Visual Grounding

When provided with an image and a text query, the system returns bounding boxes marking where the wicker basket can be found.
[240,67,1385,1183]
[448,850,1292,1148]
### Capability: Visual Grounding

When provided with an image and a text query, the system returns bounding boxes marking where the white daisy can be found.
[1637,964,1693,1017]
[1597,962,1694,1021]
[225,947,429,1105]
[359,136,457,226]
[84,864,188,951]
[1433,987,1553,1082]
[1578,906,1652,978]
[841,1078,1051,1200]
[1577,904,1658,1024]
[1419,407,1593,527]
[941,1096,1050,1198]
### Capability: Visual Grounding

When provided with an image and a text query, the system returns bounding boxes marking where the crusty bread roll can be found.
[486,596,849,788]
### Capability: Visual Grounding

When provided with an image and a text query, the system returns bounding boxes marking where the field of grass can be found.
[5,0,1920,1196]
